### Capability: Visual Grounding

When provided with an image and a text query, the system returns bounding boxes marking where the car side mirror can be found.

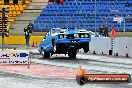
[43,33,46,39]
[44,33,49,39]
[44,35,46,39]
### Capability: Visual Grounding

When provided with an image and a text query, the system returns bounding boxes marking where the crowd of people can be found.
[4,0,26,5]
[48,0,64,5]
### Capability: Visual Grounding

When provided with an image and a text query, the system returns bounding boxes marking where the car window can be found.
[52,29,61,33]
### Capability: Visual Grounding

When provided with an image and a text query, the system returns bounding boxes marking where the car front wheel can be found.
[68,50,77,58]
[52,38,57,53]
[83,43,89,53]
[42,51,50,58]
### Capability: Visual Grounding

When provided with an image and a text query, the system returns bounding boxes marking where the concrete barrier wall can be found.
[89,37,111,55]
[89,37,132,58]
[127,38,132,57]
[113,37,132,57]
[0,36,44,45]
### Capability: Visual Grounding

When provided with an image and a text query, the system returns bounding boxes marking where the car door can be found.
[39,34,48,52]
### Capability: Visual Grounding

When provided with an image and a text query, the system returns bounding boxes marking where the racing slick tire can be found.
[53,43,57,53]
[83,48,89,53]
[68,50,77,58]
[42,51,50,58]
[52,38,56,53]
[83,43,89,53]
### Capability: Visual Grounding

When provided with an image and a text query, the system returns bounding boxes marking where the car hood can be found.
[57,29,80,35]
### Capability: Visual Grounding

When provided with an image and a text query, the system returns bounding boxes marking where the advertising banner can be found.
[0,51,30,64]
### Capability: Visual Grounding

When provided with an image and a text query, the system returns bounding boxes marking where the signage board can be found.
[0,51,30,64]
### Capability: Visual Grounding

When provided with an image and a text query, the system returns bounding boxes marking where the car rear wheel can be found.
[68,50,77,58]
[83,43,89,53]
[83,48,89,53]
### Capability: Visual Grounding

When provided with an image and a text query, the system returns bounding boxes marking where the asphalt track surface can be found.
[0,51,132,88]
[32,53,132,74]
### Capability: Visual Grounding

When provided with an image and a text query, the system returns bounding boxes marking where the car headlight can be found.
[64,35,67,38]
[85,34,89,38]
[74,34,79,38]
[59,34,66,39]
[81,35,85,38]
[59,35,64,39]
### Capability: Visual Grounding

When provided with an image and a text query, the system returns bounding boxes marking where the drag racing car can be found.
[38,28,97,58]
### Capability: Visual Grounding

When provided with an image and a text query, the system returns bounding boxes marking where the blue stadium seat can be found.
[33,0,132,31]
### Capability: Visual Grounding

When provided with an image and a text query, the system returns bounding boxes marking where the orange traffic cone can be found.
[110,26,116,38]
[77,65,86,76]
[32,41,35,47]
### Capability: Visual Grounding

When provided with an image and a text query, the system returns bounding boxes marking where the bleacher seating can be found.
[0,0,31,33]
[33,0,132,32]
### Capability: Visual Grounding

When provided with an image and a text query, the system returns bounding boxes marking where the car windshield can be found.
[51,28,66,34]
[77,29,88,32]
[89,31,96,35]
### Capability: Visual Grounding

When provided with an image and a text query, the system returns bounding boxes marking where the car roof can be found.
[50,28,95,35]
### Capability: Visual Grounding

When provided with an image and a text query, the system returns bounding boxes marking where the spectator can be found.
[99,25,109,37]
[127,14,132,22]
[29,21,33,33]
[125,1,130,7]
[56,0,60,4]
[13,0,18,5]
[4,0,9,5]
[24,21,33,47]
[99,25,104,35]
[104,25,109,37]
[22,0,25,4]
[24,26,30,46]
[113,15,118,23]
[60,0,64,5]
[48,0,54,4]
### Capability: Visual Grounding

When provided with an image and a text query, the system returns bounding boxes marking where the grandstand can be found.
[10,0,48,35]
[0,0,31,35]
[33,0,132,32]
[0,0,48,35]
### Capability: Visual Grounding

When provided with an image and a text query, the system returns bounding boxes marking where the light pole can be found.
[94,0,97,33]
[123,18,126,32]
[123,17,127,37]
